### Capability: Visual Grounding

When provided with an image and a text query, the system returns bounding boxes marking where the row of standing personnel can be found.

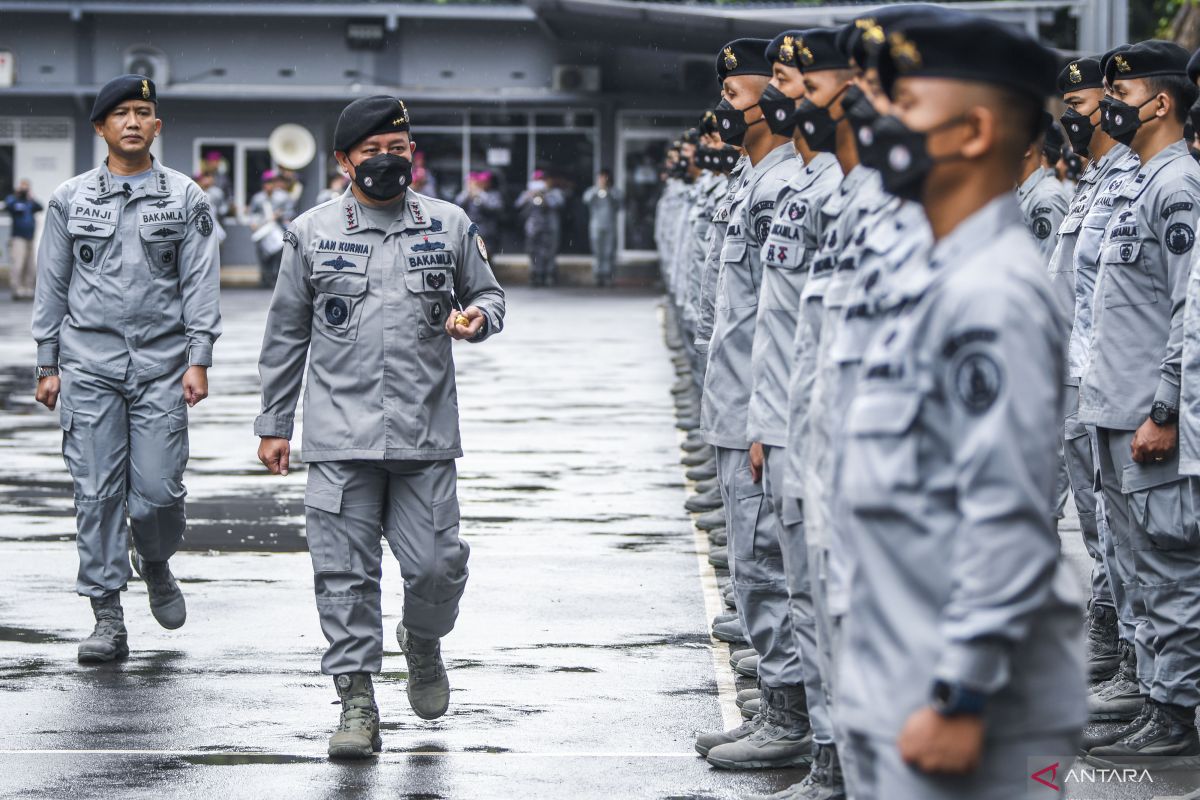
[656,8,1200,800]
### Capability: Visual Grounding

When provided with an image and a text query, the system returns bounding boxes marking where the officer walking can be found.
[1078,41,1200,763]
[835,16,1085,797]
[254,96,505,760]
[582,168,623,287]
[32,74,221,663]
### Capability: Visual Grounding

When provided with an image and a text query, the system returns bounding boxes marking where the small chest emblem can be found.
[426,272,447,290]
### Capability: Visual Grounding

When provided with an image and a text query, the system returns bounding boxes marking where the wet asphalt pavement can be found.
[0,287,804,800]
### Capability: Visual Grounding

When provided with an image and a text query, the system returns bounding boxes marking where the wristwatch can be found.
[35,366,59,380]
[931,680,987,717]
[1150,401,1178,427]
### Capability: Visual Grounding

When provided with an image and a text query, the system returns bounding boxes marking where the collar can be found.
[788,151,838,193]
[931,194,1022,274]
[750,142,798,179]
[339,189,433,235]
[96,157,170,199]
[1120,139,1190,201]
[1016,166,1052,201]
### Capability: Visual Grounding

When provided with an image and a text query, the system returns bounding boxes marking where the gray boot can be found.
[736,686,761,707]
[696,686,769,757]
[1085,603,1121,681]
[735,654,759,678]
[706,683,813,770]
[741,698,761,719]
[696,509,726,530]
[77,594,129,664]
[712,619,749,645]
[328,673,381,759]
[1088,642,1143,722]
[746,742,846,799]
[730,648,757,669]
[686,488,723,513]
[131,553,187,630]
[398,625,451,720]
[709,547,730,570]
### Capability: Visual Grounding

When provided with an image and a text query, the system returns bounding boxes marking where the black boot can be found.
[1085,603,1121,681]
[1087,641,1142,722]
[77,593,129,664]
[1088,700,1200,765]
[1081,698,1152,752]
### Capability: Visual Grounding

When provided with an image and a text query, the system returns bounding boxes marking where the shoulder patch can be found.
[49,199,63,214]
[952,350,1004,415]
[429,218,444,233]
[1033,217,1052,239]
[1162,201,1195,220]
[467,222,479,238]
[476,234,489,261]
[1167,221,1195,255]
[750,199,776,216]
[283,229,299,250]
[195,212,213,237]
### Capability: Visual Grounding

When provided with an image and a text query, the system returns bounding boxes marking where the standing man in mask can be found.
[836,15,1086,796]
[255,96,505,760]
[4,179,43,300]
[1078,41,1200,764]
[1046,57,1140,716]
[695,37,811,772]
[32,74,221,663]
[1016,113,1070,260]
[583,168,623,287]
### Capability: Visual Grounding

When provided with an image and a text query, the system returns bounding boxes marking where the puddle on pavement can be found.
[0,625,70,644]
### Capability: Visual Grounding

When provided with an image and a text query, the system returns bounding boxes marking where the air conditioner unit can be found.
[552,65,601,93]
[123,46,169,85]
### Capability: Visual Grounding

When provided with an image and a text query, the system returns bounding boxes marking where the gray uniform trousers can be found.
[590,223,616,282]
[763,445,830,740]
[1060,385,1113,611]
[845,729,1079,800]
[1095,428,1200,706]
[59,364,189,598]
[714,445,803,687]
[305,458,469,676]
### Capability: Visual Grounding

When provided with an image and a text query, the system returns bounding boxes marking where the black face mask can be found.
[1060,107,1097,157]
[794,85,848,153]
[870,113,967,202]
[353,153,412,201]
[1100,94,1158,147]
[713,98,762,147]
[842,85,884,166]
[759,84,801,136]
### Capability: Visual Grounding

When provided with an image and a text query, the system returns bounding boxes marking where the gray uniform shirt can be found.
[682,173,727,329]
[255,189,505,461]
[747,152,841,447]
[583,185,622,231]
[1180,245,1200,476]
[836,196,1084,739]
[1079,140,1200,431]
[695,159,748,354]
[1017,167,1070,261]
[701,143,801,449]
[1065,145,1139,382]
[32,160,222,379]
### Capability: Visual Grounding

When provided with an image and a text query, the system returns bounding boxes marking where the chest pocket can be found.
[68,217,116,273]
[1058,210,1084,237]
[1100,240,1157,310]
[312,272,368,341]
[841,388,923,513]
[138,202,187,277]
[402,247,457,339]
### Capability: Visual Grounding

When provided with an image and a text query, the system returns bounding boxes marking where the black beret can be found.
[1057,57,1104,93]
[874,13,1058,101]
[1099,44,1130,79]
[765,30,807,68]
[788,28,852,73]
[90,74,156,122]
[1187,46,1200,84]
[1104,40,1189,84]
[700,109,719,136]
[334,96,411,153]
[836,5,953,66]
[716,38,772,84]
[1191,99,1200,130]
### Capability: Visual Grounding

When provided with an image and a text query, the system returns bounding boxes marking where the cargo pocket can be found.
[165,402,190,481]
[143,240,180,278]
[1123,459,1197,550]
[431,492,469,595]
[312,273,368,341]
[304,473,353,573]
[732,466,765,561]
[840,389,922,514]
[58,404,91,481]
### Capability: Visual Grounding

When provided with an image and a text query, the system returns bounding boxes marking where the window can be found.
[193,139,271,220]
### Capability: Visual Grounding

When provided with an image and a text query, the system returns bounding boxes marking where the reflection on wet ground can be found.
[0,288,803,799]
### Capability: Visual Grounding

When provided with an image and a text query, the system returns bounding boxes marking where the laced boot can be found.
[132,553,187,630]
[706,683,813,770]
[77,593,129,664]
[328,673,381,759]
[398,625,451,720]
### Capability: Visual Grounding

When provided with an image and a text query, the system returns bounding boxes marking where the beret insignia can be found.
[1115,54,1131,74]
[723,47,738,71]
[1069,62,1083,84]
[890,32,922,71]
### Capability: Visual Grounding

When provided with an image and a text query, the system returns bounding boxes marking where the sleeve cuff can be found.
[1154,378,1181,411]
[933,640,1010,695]
[36,342,59,367]
[188,342,214,368]
[254,414,294,439]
